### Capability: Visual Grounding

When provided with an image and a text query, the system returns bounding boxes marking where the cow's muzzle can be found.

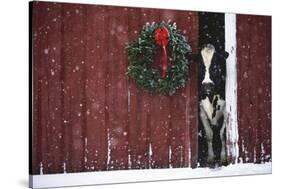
[201,82,215,95]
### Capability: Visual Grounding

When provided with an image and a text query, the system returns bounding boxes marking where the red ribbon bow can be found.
[154,26,170,78]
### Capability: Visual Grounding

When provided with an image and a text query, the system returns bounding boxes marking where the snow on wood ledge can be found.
[30,163,271,188]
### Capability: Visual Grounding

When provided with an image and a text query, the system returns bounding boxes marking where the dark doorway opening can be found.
[198,12,225,167]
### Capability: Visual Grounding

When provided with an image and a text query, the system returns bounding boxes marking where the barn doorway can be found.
[198,12,226,167]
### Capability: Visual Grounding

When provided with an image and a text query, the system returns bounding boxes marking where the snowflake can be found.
[50,69,55,76]
[44,49,49,54]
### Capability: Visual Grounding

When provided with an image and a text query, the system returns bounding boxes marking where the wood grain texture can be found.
[236,15,271,163]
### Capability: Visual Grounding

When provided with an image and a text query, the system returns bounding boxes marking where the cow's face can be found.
[198,44,229,98]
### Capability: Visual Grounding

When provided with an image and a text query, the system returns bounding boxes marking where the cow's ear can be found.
[223,51,229,59]
[187,53,200,63]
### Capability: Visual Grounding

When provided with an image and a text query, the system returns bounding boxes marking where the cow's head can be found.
[197,44,229,98]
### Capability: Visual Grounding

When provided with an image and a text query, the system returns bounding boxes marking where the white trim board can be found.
[30,163,271,188]
[225,13,239,163]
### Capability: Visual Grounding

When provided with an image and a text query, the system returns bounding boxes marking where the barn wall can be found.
[236,15,271,163]
[31,1,199,175]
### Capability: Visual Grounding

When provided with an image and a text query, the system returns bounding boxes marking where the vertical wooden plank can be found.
[249,16,261,163]
[246,16,256,163]
[33,2,57,174]
[106,7,129,170]
[127,7,142,169]
[127,7,153,169]
[261,17,272,161]
[187,12,199,168]
[135,8,158,169]
[179,11,199,168]
[170,87,187,168]
[237,15,255,163]
[61,4,86,172]
[237,15,251,162]
[161,9,188,168]
[189,64,198,168]
[42,2,64,173]
[161,9,180,169]
[84,5,108,171]
[150,94,171,169]
[60,3,71,173]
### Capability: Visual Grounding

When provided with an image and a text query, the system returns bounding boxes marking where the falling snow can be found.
[44,49,49,54]
[50,69,55,76]
[32,6,271,185]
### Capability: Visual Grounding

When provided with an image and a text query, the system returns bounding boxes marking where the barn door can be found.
[31,2,200,175]
[127,9,199,170]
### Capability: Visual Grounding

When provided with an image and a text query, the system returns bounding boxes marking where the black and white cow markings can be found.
[197,44,229,167]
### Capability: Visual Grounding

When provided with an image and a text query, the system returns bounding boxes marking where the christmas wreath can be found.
[127,21,192,95]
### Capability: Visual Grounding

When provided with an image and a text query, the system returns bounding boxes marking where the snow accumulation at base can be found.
[31,162,271,189]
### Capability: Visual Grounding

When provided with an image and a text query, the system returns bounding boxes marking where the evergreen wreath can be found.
[127,21,192,95]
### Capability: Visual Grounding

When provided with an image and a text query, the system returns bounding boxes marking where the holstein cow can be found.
[198,44,229,167]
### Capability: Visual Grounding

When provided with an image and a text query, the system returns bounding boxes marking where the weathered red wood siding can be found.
[31,1,199,174]
[236,15,271,163]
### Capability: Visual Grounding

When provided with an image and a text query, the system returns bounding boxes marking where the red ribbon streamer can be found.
[154,27,170,78]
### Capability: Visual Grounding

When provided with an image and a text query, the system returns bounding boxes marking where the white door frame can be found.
[225,13,239,164]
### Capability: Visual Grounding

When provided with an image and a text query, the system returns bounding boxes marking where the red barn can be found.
[30,1,271,175]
